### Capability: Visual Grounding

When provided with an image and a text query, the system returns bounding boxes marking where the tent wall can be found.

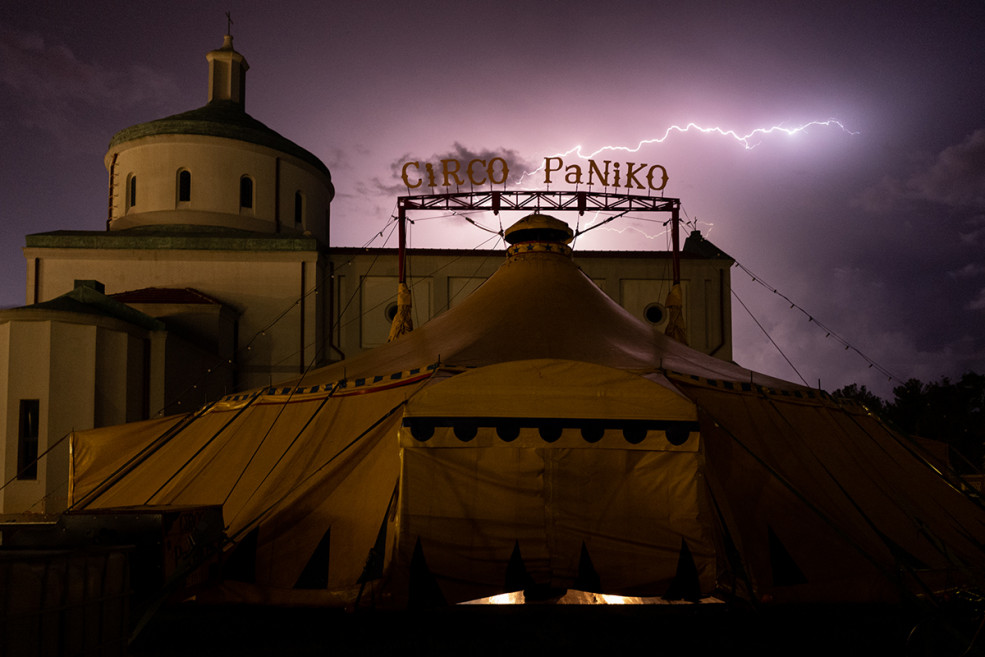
[675,377,985,603]
[70,382,428,606]
[387,420,718,606]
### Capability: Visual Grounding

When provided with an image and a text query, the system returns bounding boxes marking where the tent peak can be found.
[504,214,573,246]
[504,214,574,259]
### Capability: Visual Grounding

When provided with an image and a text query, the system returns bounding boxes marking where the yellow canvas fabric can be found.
[394,441,716,605]
[675,378,985,602]
[67,240,985,607]
[404,359,697,421]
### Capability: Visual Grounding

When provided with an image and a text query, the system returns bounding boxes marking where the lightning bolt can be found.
[515,119,858,185]
[572,209,682,244]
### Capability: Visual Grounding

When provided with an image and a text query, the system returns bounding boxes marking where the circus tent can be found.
[67,215,985,608]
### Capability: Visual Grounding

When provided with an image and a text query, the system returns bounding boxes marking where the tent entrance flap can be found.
[394,444,718,606]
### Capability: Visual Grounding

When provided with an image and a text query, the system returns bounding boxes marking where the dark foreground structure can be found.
[129,602,980,657]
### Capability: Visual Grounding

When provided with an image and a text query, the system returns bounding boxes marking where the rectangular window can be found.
[17,399,40,480]
[294,191,304,225]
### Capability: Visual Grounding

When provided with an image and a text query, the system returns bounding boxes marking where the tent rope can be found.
[222,379,346,509]
[158,205,402,415]
[572,209,629,238]
[837,399,985,510]
[70,405,212,510]
[758,395,944,601]
[732,259,900,385]
[140,397,260,505]
[0,429,71,497]
[684,391,916,600]
[731,288,810,387]
[838,410,985,569]
[224,393,421,546]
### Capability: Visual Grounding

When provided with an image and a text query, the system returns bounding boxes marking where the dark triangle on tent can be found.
[504,540,534,593]
[357,513,389,584]
[768,525,809,587]
[408,537,446,608]
[663,537,701,601]
[707,486,755,599]
[574,541,602,593]
[224,526,259,583]
[878,528,931,572]
[358,481,397,584]
[294,526,331,590]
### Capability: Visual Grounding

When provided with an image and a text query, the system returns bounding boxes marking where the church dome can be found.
[105,35,334,244]
[108,101,331,180]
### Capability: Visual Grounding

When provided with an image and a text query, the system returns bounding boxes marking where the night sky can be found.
[2,1,983,399]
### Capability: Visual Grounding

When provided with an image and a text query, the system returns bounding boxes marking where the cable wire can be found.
[732,288,810,387]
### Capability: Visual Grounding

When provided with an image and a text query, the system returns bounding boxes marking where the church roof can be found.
[107,99,331,179]
[25,226,320,252]
[3,285,165,331]
[111,287,224,306]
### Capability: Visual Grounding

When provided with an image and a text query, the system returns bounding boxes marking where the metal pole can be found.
[671,203,681,285]
[398,204,407,284]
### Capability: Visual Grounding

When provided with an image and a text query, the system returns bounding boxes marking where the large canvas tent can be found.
[68,216,985,608]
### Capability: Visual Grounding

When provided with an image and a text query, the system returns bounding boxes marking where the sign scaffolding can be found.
[395,190,684,284]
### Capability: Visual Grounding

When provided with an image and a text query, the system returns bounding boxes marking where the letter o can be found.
[646,164,668,191]
[487,157,509,185]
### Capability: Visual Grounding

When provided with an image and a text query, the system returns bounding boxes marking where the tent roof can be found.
[405,358,697,421]
[278,244,794,393]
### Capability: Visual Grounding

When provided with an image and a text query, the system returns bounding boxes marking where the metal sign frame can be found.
[395,190,684,285]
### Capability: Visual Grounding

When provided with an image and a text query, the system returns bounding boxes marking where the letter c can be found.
[467,159,487,186]
[401,161,422,189]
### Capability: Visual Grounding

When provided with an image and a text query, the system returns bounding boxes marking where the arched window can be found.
[178,169,191,203]
[294,191,304,225]
[240,176,254,209]
[127,174,137,210]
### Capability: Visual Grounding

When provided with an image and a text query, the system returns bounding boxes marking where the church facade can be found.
[1,35,732,515]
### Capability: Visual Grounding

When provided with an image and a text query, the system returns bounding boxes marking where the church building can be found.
[1,34,733,515]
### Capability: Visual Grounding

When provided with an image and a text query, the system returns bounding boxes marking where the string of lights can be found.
[732,259,901,384]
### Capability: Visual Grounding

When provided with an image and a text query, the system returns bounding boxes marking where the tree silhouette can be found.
[833,372,985,474]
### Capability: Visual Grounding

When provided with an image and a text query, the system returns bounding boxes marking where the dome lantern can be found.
[206,34,249,108]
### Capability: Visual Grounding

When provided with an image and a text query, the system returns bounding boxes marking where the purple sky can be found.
[2,1,983,399]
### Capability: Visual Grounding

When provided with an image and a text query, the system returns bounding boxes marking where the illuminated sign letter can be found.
[441,159,465,187]
[467,159,487,186]
[624,162,646,189]
[646,164,668,191]
[565,163,583,185]
[488,158,509,185]
[587,159,610,187]
[543,157,563,184]
[401,161,422,189]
